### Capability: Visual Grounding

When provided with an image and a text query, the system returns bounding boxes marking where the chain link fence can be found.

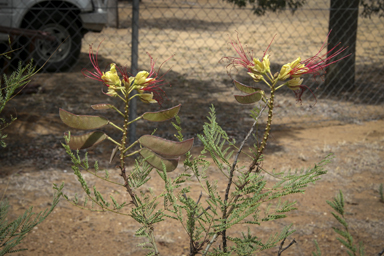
[0,0,383,167]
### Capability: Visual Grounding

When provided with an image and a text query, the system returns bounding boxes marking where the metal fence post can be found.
[129,0,139,144]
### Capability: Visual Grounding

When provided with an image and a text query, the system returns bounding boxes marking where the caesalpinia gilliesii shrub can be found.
[58,33,348,256]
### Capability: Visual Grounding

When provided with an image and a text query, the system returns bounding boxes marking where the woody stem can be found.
[120,88,130,169]
[223,82,276,227]
[119,83,138,207]
[255,86,275,162]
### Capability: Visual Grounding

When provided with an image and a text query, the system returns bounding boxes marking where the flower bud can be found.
[287,77,303,90]
[138,91,158,104]
[250,54,271,75]
[101,63,121,87]
[247,72,262,82]
[278,63,292,81]
[106,87,118,97]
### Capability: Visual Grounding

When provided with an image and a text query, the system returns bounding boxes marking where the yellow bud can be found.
[278,63,292,81]
[262,54,270,72]
[290,64,308,78]
[102,63,121,87]
[247,72,262,82]
[139,92,157,104]
[123,76,135,87]
[251,59,264,74]
[249,54,271,75]
[287,77,303,90]
[106,86,118,97]
[136,71,155,88]
[134,71,148,84]
[290,57,302,68]
[278,57,306,80]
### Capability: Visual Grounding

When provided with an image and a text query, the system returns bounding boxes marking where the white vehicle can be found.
[0,0,109,71]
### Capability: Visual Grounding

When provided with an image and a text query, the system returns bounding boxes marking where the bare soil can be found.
[1,119,383,256]
[1,0,384,255]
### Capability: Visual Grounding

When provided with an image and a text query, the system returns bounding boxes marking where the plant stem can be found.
[107,136,122,147]
[220,81,276,251]
[118,85,140,204]
[118,83,159,256]
[112,106,125,117]
[149,228,160,255]
[127,115,143,126]
[221,102,268,252]
[120,87,130,169]
[122,140,140,154]
[203,233,218,256]
[250,85,275,172]
[108,121,124,132]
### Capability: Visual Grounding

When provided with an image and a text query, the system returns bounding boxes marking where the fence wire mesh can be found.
[1,0,383,168]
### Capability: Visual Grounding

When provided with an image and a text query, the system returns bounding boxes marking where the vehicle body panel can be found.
[0,0,107,40]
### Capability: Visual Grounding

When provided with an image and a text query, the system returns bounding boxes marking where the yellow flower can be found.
[138,91,158,104]
[278,57,309,80]
[122,76,134,87]
[289,57,308,78]
[249,54,271,75]
[106,86,118,97]
[134,71,155,87]
[287,77,303,90]
[278,63,292,81]
[247,72,262,82]
[101,63,121,87]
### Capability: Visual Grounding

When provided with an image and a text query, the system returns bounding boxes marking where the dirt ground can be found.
[1,118,383,256]
[1,0,384,255]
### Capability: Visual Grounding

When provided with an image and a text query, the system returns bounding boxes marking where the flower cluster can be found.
[82,44,170,105]
[224,32,348,103]
[223,34,274,80]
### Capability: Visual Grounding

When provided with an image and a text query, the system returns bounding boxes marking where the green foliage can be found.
[379,183,384,203]
[312,239,321,256]
[129,158,153,189]
[61,134,129,213]
[326,191,365,256]
[158,107,327,255]
[61,103,331,255]
[0,49,62,255]
[197,105,236,173]
[0,60,36,147]
[0,183,63,255]
[59,38,336,255]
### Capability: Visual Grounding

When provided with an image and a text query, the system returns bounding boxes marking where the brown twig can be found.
[221,101,269,252]
[277,237,297,256]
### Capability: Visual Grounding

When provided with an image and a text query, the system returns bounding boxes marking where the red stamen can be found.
[293,85,317,105]
[290,32,350,78]
[139,53,173,106]
[82,41,108,86]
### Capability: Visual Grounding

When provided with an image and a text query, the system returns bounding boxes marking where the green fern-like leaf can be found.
[312,239,322,256]
[330,212,348,229]
[336,237,356,252]
[332,227,353,244]
[0,183,63,255]
[197,105,235,172]
[129,158,153,188]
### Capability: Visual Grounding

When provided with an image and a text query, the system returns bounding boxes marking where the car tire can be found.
[26,11,82,72]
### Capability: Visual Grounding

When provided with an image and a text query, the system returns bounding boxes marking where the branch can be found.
[378,248,384,256]
[202,233,218,256]
[221,102,268,251]
[277,237,297,256]
[230,102,268,178]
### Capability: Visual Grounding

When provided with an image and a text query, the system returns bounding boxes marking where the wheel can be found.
[26,11,82,72]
